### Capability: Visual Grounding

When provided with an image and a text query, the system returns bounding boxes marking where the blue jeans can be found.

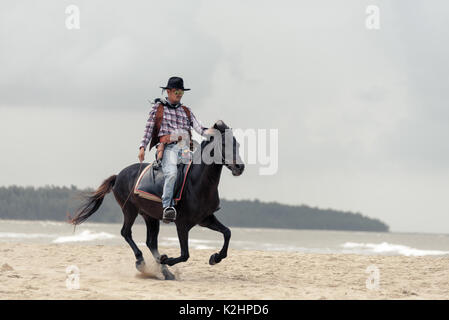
[161,143,182,208]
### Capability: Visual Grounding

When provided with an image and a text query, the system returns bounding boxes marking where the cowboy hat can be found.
[160,76,191,91]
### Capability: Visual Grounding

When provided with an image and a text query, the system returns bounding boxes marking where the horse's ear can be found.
[213,120,229,132]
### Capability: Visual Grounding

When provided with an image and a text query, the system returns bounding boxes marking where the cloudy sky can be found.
[1,0,448,233]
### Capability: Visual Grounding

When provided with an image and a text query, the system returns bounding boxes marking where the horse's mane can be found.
[200,139,210,149]
[192,125,223,161]
[193,138,212,160]
[193,120,229,158]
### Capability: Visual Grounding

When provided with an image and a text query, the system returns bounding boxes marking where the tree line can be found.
[0,185,389,232]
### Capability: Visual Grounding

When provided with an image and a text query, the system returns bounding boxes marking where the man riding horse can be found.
[69,79,244,278]
[137,76,211,223]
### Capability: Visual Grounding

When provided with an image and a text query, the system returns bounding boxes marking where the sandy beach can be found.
[1,242,448,300]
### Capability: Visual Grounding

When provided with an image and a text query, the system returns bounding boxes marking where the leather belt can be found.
[159,134,181,145]
[159,134,174,144]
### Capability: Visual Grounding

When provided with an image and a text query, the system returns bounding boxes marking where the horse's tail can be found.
[69,175,117,225]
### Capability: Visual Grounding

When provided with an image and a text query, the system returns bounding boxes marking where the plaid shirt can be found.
[139,100,207,150]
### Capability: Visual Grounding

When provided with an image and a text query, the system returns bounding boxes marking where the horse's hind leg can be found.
[142,215,161,259]
[142,215,175,280]
[120,203,144,271]
[200,215,231,265]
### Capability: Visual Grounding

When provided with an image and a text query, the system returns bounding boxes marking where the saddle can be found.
[134,160,192,204]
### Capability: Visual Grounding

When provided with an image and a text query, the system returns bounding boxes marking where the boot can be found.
[162,206,177,223]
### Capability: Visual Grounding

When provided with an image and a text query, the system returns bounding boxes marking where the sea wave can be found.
[341,242,449,256]
[38,221,66,227]
[158,237,218,250]
[0,232,55,239]
[52,230,116,243]
[157,237,318,252]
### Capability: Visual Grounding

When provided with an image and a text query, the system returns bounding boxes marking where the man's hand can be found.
[203,128,218,136]
[138,147,145,163]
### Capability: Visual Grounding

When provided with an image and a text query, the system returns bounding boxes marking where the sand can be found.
[0,242,448,300]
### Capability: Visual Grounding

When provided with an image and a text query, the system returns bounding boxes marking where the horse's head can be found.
[201,120,245,176]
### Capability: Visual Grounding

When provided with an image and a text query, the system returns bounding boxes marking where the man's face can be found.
[167,89,184,104]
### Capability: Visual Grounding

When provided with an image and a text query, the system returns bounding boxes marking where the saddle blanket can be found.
[134,160,192,204]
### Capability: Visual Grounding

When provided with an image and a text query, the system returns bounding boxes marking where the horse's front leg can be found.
[200,215,231,265]
[159,224,190,266]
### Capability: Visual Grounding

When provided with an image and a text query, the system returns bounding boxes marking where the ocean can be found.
[1,219,449,257]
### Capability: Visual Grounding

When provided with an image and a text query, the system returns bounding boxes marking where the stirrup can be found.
[162,206,177,223]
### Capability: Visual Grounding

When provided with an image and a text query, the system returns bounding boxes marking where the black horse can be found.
[69,121,244,280]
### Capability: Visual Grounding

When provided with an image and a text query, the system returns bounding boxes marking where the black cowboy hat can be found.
[160,76,191,91]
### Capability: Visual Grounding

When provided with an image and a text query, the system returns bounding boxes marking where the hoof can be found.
[135,259,146,273]
[161,266,176,280]
[209,253,220,265]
